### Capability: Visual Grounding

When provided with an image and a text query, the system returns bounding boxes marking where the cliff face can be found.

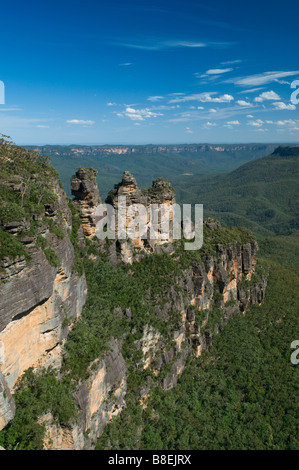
[0,144,87,432]
[0,156,268,450]
[42,339,127,450]
[133,235,266,392]
[0,190,87,387]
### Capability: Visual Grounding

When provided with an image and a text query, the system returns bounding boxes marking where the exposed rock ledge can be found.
[0,179,87,431]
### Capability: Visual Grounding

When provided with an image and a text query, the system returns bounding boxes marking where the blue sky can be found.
[1,0,299,144]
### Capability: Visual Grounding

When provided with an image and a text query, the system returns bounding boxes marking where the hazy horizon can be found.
[22,140,299,147]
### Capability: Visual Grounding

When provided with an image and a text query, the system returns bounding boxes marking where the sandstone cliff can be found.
[0,142,87,433]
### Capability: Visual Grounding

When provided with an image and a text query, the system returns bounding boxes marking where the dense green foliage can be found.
[0,228,27,264]
[43,247,59,267]
[0,137,62,263]
[63,224,255,380]
[0,368,76,450]
[63,251,186,380]
[0,137,59,224]
[97,263,299,450]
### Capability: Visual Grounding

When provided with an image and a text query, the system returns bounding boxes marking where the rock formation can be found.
[106,172,176,263]
[71,168,102,238]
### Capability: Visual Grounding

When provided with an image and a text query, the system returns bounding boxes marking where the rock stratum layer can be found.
[0,149,268,450]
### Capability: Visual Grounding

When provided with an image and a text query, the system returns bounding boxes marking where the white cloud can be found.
[254,91,281,102]
[66,119,95,125]
[247,114,254,118]
[221,59,242,65]
[204,121,217,128]
[273,101,296,110]
[224,120,241,129]
[117,107,163,121]
[0,117,50,128]
[209,108,217,113]
[205,68,233,75]
[274,79,291,85]
[247,119,264,127]
[168,117,191,123]
[195,73,221,82]
[227,71,299,86]
[276,119,296,125]
[236,100,252,106]
[169,92,234,104]
[115,40,232,51]
[281,120,297,125]
[147,96,164,102]
[0,107,22,112]
[37,125,50,128]
[166,41,207,48]
[266,119,299,126]
[151,105,179,110]
[117,40,206,51]
[119,62,132,66]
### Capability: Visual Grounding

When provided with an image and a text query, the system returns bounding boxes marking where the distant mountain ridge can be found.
[26,143,283,199]
[174,146,299,268]
[176,145,299,232]
[29,143,280,156]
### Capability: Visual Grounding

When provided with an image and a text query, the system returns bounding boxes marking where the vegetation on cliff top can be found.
[0,137,65,264]
[0,136,59,224]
